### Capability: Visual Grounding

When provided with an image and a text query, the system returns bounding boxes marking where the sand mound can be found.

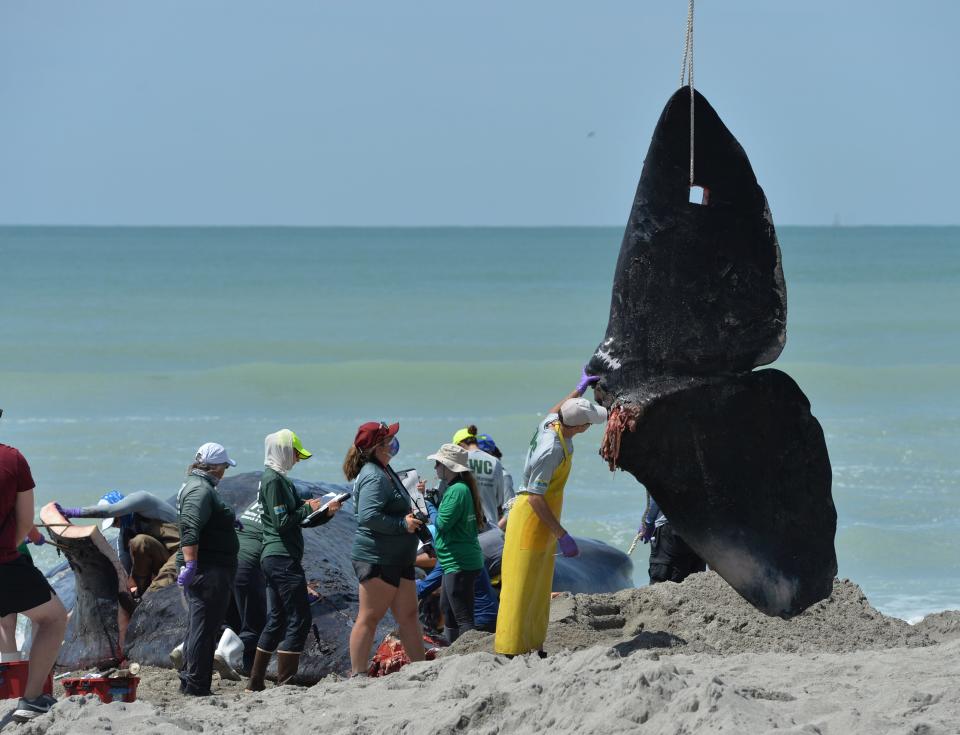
[448,571,935,657]
[913,609,960,643]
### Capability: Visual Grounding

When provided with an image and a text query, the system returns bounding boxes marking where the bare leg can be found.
[390,578,425,663]
[20,596,67,699]
[0,614,18,653]
[348,578,394,676]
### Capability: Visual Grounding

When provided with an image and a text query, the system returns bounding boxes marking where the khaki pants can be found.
[128,534,178,594]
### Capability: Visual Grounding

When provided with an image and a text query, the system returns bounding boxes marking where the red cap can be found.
[353,421,399,451]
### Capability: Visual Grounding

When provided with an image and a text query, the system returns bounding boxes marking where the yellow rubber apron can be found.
[494,421,571,655]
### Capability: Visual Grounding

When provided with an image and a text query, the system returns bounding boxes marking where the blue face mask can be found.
[388,437,400,457]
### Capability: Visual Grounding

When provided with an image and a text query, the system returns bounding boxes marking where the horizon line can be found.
[2,223,959,230]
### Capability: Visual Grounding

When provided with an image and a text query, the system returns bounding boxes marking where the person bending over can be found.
[59,490,180,597]
[494,371,607,657]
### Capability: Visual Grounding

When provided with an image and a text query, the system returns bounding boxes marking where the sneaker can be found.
[12,694,55,723]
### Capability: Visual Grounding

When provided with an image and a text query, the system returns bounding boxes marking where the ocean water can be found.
[2,226,958,622]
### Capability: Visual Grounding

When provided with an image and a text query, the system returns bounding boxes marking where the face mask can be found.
[388,437,400,457]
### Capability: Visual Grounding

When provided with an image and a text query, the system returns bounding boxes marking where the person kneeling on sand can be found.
[175,442,240,696]
[57,489,180,597]
[494,372,607,658]
[345,422,425,677]
[1,434,68,723]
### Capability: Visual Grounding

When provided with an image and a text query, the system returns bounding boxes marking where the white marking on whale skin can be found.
[595,347,622,370]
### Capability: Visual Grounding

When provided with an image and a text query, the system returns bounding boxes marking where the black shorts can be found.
[352,560,415,588]
[0,554,56,617]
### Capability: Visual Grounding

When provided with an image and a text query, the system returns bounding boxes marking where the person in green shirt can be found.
[175,442,240,697]
[345,421,425,677]
[245,429,341,692]
[427,443,486,643]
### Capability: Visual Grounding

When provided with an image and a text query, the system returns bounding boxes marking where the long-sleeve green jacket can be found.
[175,472,239,568]
[350,461,418,566]
[259,467,315,562]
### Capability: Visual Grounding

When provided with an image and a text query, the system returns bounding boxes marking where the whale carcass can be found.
[587,87,837,618]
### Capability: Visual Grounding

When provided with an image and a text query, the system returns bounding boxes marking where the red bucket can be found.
[61,676,140,704]
[0,660,53,700]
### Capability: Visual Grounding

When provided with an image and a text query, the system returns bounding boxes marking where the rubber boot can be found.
[244,648,273,692]
[275,651,301,686]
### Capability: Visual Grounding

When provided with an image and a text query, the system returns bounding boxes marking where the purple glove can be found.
[56,503,83,519]
[557,533,579,558]
[30,535,46,546]
[575,366,600,396]
[234,519,244,532]
[639,523,654,544]
[177,560,198,588]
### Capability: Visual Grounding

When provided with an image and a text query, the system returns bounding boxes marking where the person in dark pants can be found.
[175,442,240,696]
[427,443,486,643]
[233,480,334,676]
[640,493,706,584]
[245,430,341,691]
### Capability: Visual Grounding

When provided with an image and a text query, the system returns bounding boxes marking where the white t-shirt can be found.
[467,448,504,525]
[519,414,572,496]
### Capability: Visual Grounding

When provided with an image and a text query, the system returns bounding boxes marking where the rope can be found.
[679,0,695,187]
[626,531,643,556]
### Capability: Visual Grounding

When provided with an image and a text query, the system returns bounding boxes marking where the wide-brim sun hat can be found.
[427,443,471,474]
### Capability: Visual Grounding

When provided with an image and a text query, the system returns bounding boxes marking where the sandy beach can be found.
[2,572,958,734]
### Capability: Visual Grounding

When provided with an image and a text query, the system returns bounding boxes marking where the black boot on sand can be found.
[245,648,273,692]
[276,651,301,686]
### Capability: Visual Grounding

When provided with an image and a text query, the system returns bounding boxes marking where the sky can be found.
[1,1,957,227]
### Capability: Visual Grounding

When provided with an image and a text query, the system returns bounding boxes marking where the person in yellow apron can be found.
[494,387,608,656]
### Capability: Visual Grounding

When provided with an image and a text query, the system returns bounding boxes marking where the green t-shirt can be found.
[259,468,311,562]
[434,481,483,573]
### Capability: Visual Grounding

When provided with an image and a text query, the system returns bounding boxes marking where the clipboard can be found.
[300,491,351,527]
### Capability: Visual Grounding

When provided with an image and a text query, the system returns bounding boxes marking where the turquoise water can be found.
[2,226,958,621]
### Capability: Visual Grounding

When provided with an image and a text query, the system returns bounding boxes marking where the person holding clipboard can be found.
[244,429,342,692]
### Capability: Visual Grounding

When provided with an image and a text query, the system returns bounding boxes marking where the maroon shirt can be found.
[0,444,35,564]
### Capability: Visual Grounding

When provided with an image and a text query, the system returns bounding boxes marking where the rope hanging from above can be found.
[679,0,695,188]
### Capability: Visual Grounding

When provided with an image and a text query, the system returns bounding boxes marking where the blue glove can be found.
[30,535,46,546]
[177,560,198,588]
[557,533,580,558]
[234,519,244,532]
[575,366,600,396]
[56,503,83,519]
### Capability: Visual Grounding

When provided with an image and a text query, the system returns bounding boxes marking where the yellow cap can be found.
[451,427,476,446]
[291,432,312,460]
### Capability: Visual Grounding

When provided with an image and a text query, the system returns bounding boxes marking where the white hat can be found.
[559,397,608,427]
[427,443,471,474]
[195,442,237,467]
[97,490,125,532]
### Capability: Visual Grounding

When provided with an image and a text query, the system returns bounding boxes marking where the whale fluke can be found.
[589,88,836,618]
